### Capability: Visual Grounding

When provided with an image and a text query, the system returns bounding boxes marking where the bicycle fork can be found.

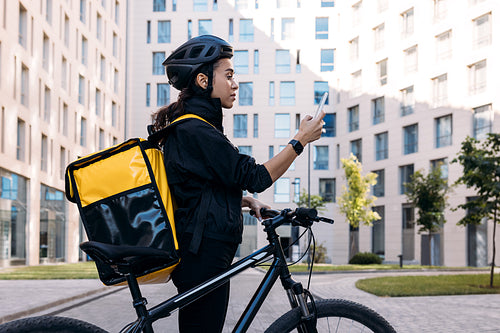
[283,277,318,333]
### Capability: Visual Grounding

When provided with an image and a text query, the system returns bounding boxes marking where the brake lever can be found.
[318,217,334,224]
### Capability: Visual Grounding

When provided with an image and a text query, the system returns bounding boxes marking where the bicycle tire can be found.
[265,299,396,333]
[0,315,109,333]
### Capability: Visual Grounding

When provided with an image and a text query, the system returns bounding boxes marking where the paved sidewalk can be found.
[0,269,499,332]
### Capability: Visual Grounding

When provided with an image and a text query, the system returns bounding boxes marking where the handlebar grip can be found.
[250,208,280,218]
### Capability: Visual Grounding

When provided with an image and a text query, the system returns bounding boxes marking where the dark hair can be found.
[151,59,225,131]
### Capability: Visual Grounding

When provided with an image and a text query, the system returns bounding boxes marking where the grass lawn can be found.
[356,274,500,297]
[0,262,99,280]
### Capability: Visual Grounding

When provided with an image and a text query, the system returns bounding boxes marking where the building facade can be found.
[127,0,499,266]
[0,0,127,267]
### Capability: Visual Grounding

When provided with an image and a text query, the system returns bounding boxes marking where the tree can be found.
[452,133,500,288]
[295,189,327,212]
[404,166,450,266]
[338,154,380,258]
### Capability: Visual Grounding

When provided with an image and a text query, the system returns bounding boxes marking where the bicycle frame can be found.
[124,214,312,333]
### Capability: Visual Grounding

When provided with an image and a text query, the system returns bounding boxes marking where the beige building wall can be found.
[126,0,500,266]
[0,0,127,267]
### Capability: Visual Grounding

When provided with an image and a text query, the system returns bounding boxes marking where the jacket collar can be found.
[184,96,224,133]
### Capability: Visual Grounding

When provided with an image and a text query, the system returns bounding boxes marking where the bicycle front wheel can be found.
[0,315,109,333]
[265,299,396,333]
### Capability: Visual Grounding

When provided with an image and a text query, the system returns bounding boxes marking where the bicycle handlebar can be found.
[250,208,334,229]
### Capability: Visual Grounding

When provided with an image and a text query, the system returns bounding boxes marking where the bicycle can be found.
[0,208,396,333]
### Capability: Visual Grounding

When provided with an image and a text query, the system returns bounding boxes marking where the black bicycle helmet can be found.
[163,35,233,91]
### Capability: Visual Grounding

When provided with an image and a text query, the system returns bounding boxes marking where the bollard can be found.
[397,254,403,268]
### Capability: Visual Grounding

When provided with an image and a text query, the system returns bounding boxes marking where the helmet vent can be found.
[173,50,186,60]
[189,46,204,59]
[205,46,216,58]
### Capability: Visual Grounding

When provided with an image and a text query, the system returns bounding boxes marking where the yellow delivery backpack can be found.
[65,114,208,286]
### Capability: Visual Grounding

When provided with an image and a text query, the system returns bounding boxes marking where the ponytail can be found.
[151,87,195,132]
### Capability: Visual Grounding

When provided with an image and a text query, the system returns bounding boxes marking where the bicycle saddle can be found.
[80,241,173,276]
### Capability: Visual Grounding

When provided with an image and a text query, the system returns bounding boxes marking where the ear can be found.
[196,73,209,90]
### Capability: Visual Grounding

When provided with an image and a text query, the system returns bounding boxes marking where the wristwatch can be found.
[288,139,304,156]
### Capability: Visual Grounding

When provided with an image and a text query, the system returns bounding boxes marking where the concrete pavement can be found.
[0,268,499,332]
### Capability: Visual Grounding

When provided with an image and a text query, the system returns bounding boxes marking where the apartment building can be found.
[0,0,127,267]
[128,0,499,266]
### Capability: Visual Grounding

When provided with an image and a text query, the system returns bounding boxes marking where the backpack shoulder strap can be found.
[147,114,214,144]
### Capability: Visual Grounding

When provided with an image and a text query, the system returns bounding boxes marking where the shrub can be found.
[349,252,382,265]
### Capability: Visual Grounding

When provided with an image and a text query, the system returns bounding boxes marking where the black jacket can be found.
[162,96,273,248]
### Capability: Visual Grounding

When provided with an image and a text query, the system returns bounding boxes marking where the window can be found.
[113,33,118,57]
[372,206,385,256]
[432,74,447,107]
[351,70,362,97]
[100,55,106,82]
[468,60,486,95]
[268,146,274,159]
[473,13,491,48]
[270,18,275,40]
[377,59,387,85]
[293,178,300,203]
[78,75,85,105]
[61,57,68,90]
[275,114,290,138]
[235,0,249,9]
[234,50,249,74]
[352,2,361,27]
[319,178,336,202]
[146,83,150,106]
[19,5,28,48]
[80,117,87,146]
[240,19,254,42]
[233,114,247,138]
[316,18,328,40]
[17,118,26,161]
[403,124,418,154]
[433,0,447,21]
[80,0,86,23]
[99,128,105,150]
[269,81,275,106]
[111,102,117,127]
[400,86,414,116]
[436,30,452,61]
[281,18,295,40]
[188,20,193,40]
[348,105,359,132]
[43,86,51,121]
[276,50,291,73]
[372,169,385,197]
[96,13,102,40]
[431,158,449,180]
[64,15,70,47]
[375,132,388,161]
[59,147,66,179]
[193,0,208,11]
[253,114,258,138]
[21,65,29,107]
[314,81,329,105]
[404,46,417,73]
[435,115,452,148]
[114,69,119,93]
[400,164,414,194]
[158,21,171,43]
[81,36,88,65]
[152,52,165,75]
[372,97,385,125]
[238,146,252,156]
[43,34,50,71]
[157,83,169,106]
[228,19,233,42]
[95,88,101,116]
[323,114,336,137]
[41,134,48,172]
[373,24,384,50]
[321,0,334,7]
[254,50,259,74]
[401,8,414,38]
[153,0,166,11]
[280,81,295,106]
[473,104,492,140]
[349,37,359,61]
[115,0,120,25]
[239,82,253,106]
[350,139,362,162]
[62,103,68,136]
[274,178,290,203]
[314,146,329,170]
[199,19,212,35]
[321,49,334,72]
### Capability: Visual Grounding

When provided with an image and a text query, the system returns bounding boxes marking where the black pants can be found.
[172,234,238,333]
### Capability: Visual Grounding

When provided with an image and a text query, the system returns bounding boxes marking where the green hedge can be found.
[349,252,382,265]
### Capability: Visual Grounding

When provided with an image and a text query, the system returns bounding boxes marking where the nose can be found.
[232,79,238,90]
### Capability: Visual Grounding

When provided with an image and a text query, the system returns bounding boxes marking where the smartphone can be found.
[314,92,328,118]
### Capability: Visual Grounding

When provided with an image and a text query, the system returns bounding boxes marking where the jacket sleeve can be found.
[176,121,273,193]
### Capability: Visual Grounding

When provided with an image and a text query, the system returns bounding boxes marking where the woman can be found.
[152,35,325,333]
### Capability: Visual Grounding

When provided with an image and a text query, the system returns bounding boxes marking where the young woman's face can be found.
[211,58,238,109]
